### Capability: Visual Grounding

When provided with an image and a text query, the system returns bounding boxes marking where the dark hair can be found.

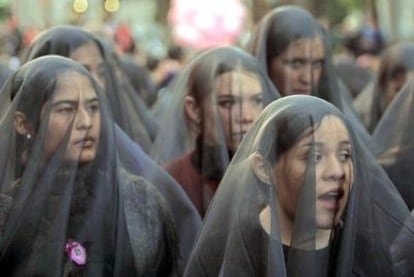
[257,96,344,164]
[187,48,262,106]
[264,6,325,73]
[168,46,184,61]
[377,42,414,91]
[25,26,105,64]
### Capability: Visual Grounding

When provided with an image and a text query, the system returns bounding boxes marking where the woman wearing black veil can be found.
[246,5,371,145]
[21,26,202,270]
[22,25,156,152]
[372,79,414,211]
[151,47,280,217]
[354,42,414,132]
[0,56,178,275]
[185,95,414,276]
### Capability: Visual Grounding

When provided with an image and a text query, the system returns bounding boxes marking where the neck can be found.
[259,204,332,250]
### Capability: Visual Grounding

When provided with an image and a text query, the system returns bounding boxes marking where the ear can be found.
[251,152,272,185]
[14,111,33,136]
[184,95,201,124]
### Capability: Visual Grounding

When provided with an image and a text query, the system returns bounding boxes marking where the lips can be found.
[293,89,312,95]
[232,131,248,141]
[318,188,344,210]
[75,136,95,148]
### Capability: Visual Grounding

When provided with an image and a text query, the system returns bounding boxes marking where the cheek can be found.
[277,161,305,207]
[270,62,287,85]
[312,68,323,83]
[43,119,70,157]
[345,162,353,193]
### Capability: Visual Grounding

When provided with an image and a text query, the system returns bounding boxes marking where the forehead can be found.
[314,116,349,140]
[53,70,97,100]
[214,71,261,91]
[282,37,324,57]
[70,41,103,63]
[298,115,350,146]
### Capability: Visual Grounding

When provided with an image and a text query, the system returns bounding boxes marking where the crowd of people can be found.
[0,4,413,276]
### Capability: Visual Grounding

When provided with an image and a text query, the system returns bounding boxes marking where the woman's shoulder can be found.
[119,168,168,208]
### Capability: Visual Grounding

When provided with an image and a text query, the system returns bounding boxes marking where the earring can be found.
[26,133,31,140]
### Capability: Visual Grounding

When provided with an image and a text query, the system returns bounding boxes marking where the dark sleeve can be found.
[120,171,179,276]
[0,193,13,237]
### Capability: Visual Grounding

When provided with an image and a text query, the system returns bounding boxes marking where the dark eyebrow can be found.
[217,94,238,100]
[303,142,322,148]
[53,97,99,106]
[303,141,351,148]
[339,141,352,147]
[87,97,99,103]
[53,100,77,106]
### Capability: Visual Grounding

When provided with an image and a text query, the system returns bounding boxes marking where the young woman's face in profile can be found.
[205,70,263,152]
[42,71,101,163]
[274,115,353,229]
[70,41,106,88]
[269,37,324,96]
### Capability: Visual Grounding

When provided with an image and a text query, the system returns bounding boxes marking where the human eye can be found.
[312,59,324,70]
[303,148,322,163]
[338,149,352,162]
[55,104,76,114]
[250,94,263,106]
[218,97,235,109]
[87,102,100,114]
[308,152,322,162]
[285,59,305,70]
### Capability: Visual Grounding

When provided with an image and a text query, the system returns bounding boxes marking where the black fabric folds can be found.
[0,56,178,276]
[185,95,414,276]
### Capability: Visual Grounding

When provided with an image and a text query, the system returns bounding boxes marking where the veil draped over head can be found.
[22,25,156,153]
[0,56,178,276]
[151,46,280,164]
[354,42,414,132]
[185,95,414,276]
[22,26,202,269]
[372,79,414,210]
[246,5,371,145]
[150,47,280,216]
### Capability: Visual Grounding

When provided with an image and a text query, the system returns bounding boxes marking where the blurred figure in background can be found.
[372,78,414,211]
[246,5,371,145]
[354,42,414,132]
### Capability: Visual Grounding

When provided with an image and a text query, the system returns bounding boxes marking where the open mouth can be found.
[318,188,344,210]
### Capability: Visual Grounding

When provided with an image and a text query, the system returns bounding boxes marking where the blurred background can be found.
[0,0,413,73]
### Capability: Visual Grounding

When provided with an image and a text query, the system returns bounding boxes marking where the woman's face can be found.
[274,115,353,229]
[204,71,263,152]
[70,41,106,88]
[269,37,324,96]
[382,70,414,111]
[42,71,101,163]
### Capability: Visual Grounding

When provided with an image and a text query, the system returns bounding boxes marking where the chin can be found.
[78,150,97,163]
[316,213,337,229]
[79,154,96,163]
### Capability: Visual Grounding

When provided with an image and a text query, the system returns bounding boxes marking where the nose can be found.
[235,100,255,125]
[299,65,312,85]
[75,107,92,130]
[323,155,345,181]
